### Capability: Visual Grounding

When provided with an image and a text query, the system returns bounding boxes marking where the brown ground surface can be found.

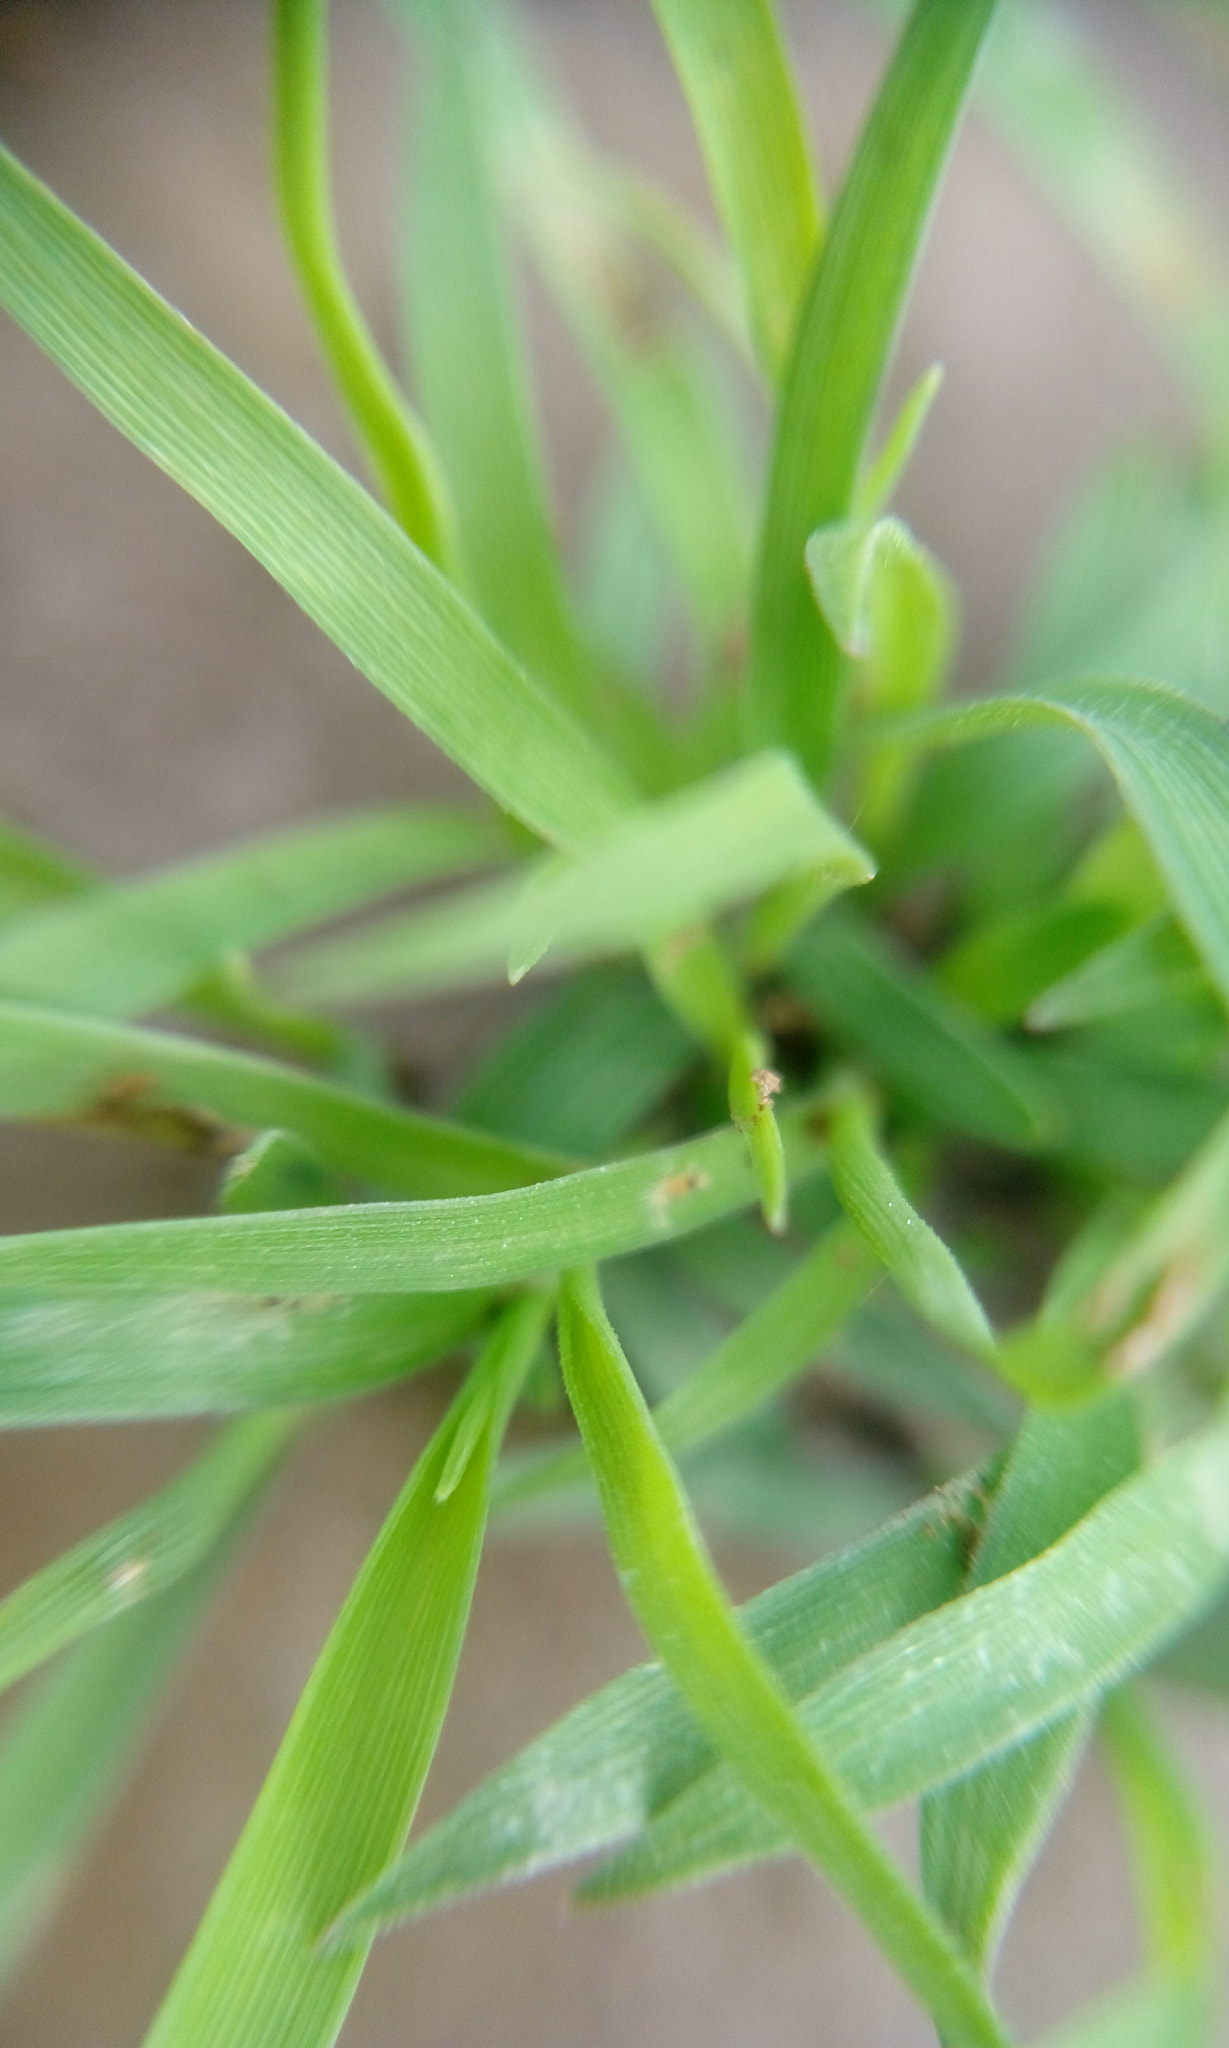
[0,2,1227,2041]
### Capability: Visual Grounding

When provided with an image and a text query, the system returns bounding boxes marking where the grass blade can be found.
[749,0,998,778]
[279,752,874,1006]
[826,1081,994,1358]
[646,0,820,380]
[0,814,89,923]
[0,1290,486,1424]
[1101,1688,1217,1989]
[921,1394,1141,1972]
[0,1455,282,1986]
[142,1291,547,2048]
[0,807,505,1020]
[0,1414,292,1698]
[0,1103,826,1295]
[588,1405,1229,1900]
[0,1000,566,1197]
[1028,917,1208,1033]
[940,901,1126,1027]
[0,142,632,849]
[273,0,451,558]
[787,909,1056,1150]
[399,0,585,705]
[887,681,1229,1013]
[496,1221,882,1511]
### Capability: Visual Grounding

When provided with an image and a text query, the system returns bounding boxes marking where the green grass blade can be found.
[646,0,820,380]
[1101,1688,1217,1988]
[326,1469,988,1924]
[273,0,452,558]
[497,1272,1015,2047]
[887,681,1229,1013]
[826,1082,994,1358]
[455,965,694,1158]
[787,910,1057,1149]
[142,1291,546,2048]
[279,753,874,1006]
[0,1414,291,1699]
[1033,1979,1211,2048]
[921,1395,1142,1972]
[748,0,998,778]
[0,143,632,849]
[855,361,944,519]
[0,1104,826,1296]
[496,1221,882,1511]
[0,1457,281,1986]
[400,0,585,705]
[727,1032,789,1233]
[589,1406,1229,1900]
[0,1290,486,1424]
[0,807,505,1020]
[0,1000,566,1197]
[219,1129,343,1213]
[940,901,1126,1027]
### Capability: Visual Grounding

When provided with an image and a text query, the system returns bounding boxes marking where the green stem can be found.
[272,0,454,562]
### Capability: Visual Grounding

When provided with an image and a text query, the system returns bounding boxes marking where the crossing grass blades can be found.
[0,0,1228,2040]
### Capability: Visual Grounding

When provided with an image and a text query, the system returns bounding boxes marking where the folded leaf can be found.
[0,142,632,849]
[280,753,873,1005]
[143,1292,547,2048]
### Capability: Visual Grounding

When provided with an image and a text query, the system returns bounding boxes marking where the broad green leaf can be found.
[0,1290,486,1424]
[940,901,1125,1026]
[921,1394,1141,1971]
[353,1269,1012,2048]
[787,909,1056,1149]
[587,1407,1229,1901]
[0,805,502,1021]
[0,1103,826,1295]
[400,0,585,702]
[0,1000,566,1197]
[143,1291,547,2048]
[645,0,821,380]
[886,681,1229,1013]
[279,752,874,1005]
[0,142,633,850]
[749,0,998,778]
[455,965,694,1158]
[273,0,452,558]
[1029,917,1210,1033]
[854,361,944,520]
[0,814,89,923]
[826,1082,994,1358]
[0,1466,278,1985]
[496,1221,882,1511]
[0,1413,291,1702]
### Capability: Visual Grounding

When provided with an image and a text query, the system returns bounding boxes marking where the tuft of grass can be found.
[0,0,1227,2040]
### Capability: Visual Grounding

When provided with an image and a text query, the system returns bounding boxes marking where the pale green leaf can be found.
[0,806,503,1021]
[0,142,632,849]
[1100,1688,1216,1985]
[1029,917,1209,1033]
[0,814,89,924]
[0,1413,291,1702]
[143,1292,547,2048]
[854,361,944,520]
[279,753,874,1005]
[645,0,821,380]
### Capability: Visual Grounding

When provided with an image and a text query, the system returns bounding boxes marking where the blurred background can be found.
[0,1,1228,2040]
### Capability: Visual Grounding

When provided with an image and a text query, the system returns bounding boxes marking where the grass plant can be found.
[0,0,1227,2039]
